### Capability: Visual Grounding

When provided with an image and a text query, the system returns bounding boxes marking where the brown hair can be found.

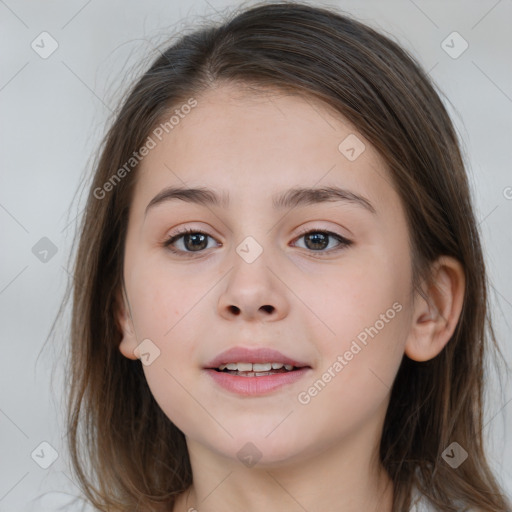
[59,1,511,510]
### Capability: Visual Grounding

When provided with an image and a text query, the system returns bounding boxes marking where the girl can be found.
[61,1,511,511]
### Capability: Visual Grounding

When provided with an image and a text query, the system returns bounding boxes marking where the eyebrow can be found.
[144,185,376,216]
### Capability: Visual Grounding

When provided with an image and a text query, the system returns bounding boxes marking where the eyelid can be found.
[293,225,351,242]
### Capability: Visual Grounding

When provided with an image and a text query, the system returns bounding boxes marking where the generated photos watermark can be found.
[93,97,197,200]
[297,301,403,405]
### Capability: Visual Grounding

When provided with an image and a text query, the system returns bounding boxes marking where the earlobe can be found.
[115,287,140,361]
[404,256,465,362]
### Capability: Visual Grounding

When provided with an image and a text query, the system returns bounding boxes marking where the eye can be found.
[292,227,352,254]
[163,228,220,256]
[162,226,353,257]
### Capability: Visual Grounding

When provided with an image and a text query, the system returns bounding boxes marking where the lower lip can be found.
[204,368,311,396]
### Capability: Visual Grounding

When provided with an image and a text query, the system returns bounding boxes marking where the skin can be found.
[117,83,465,512]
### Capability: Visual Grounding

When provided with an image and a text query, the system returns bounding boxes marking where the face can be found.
[118,84,415,467]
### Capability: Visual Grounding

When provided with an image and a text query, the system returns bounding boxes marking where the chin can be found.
[208,428,313,469]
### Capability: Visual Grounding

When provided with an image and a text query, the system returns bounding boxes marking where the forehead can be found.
[132,84,397,216]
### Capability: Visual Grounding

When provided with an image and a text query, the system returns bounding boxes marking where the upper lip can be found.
[204,346,311,369]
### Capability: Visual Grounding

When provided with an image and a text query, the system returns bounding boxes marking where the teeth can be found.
[252,363,272,372]
[217,362,294,371]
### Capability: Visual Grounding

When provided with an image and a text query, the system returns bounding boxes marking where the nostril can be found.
[260,305,274,313]
[228,305,240,315]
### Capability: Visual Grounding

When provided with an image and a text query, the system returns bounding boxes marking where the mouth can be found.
[212,362,307,377]
[204,346,312,396]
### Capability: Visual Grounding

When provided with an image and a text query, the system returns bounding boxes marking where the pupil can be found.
[305,232,328,250]
[185,233,207,251]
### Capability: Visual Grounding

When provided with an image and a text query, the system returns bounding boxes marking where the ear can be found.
[404,256,465,362]
[115,285,140,361]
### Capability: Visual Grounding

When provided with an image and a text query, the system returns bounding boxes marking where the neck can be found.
[174,415,394,512]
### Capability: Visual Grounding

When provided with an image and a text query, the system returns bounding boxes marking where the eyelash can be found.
[162,226,353,257]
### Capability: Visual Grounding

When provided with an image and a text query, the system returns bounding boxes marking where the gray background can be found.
[1,0,511,510]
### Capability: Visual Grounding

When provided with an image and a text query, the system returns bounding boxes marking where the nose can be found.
[217,255,290,323]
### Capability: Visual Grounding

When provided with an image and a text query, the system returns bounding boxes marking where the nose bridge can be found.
[229,201,276,266]
[217,229,289,321]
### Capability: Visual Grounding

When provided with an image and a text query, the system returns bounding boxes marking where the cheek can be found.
[126,264,216,432]
[304,252,406,343]
[292,304,408,451]
[128,258,213,340]
[141,362,205,437]
[297,247,411,406]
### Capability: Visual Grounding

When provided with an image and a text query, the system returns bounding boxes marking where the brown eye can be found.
[180,233,208,251]
[163,229,219,256]
[293,229,352,253]
[303,232,329,250]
